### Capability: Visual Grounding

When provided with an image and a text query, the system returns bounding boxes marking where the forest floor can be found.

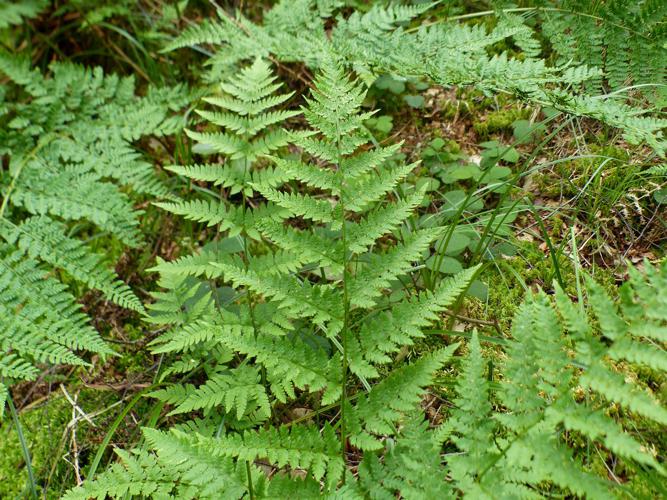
[0,2,665,498]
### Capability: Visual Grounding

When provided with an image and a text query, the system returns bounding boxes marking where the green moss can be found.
[464,240,621,334]
[533,143,645,220]
[0,397,71,498]
[0,382,158,498]
[473,107,530,138]
[438,99,460,121]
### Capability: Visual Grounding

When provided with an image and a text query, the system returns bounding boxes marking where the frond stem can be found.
[0,135,53,219]
[336,116,350,484]
[408,7,652,40]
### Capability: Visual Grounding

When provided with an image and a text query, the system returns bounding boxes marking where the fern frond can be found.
[443,330,500,495]
[354,265,479,374]
[342,161,419,213]
[161,17,233,52]
[170,424,343,486]
[349,345,458,451]
[0,56,186,399]
[148,315,250,355]
[148,240,244,279]
[0,246,110,353]
[138,54,501,494]
[2,217,143,312]
[341,143,403,180]
[145,273,215,325]
[203,93,293,117]
[345,415,452,499]
[579,364,667,426]
[0,0,47,28]
[256,187,340,225]
[348,228,443,308]
[11,167,141,246]
[167,365,270,420]
[270,157,340,193]
[257,219,343,272]
[63,433,249,500]
[346,189,425,254]
[196,109,299,135]
[215,327,342,405]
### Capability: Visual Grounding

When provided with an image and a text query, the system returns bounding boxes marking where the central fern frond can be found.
[68,57,477,497]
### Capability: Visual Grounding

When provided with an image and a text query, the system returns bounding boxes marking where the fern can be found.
[163,0,666,154]
[62,431,250,500]
[0,54,188,411]
[61,5,667,496]
[338,415,453,499]
[67,57,477,496]
[337,264,666,497]
[0,0,46,28]
[438,264,667,497]
[155,57,298,236]
[26,2,664,496]
[534,0,667,102]
[347,346,458,451]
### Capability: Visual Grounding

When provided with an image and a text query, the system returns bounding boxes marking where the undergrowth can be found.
[0,1,664,498]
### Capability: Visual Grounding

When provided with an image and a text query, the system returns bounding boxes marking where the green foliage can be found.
[165,0,666,154]
[155,58,296,238]
[341,260,667,498]
[78,260,667,498]
[67,57,477,497]
[339,415,453,499]
[0,0,46,28]
[0,54,188,411]
[438,262,667,497]
[534,0,667,102]
[3,1,665,497]
[61,434,250,500]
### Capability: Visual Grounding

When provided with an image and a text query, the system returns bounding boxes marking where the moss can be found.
[473,107,530,138]
[533,143,644,219]
[0,381,158,498]
[0,397,71,498]
[464,240,620,334]
[438,99,460,121]
[446,139,461,154]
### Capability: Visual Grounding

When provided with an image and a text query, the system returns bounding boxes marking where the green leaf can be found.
[439,163,481,183]
[466,279,488,300]
[368,115,393,134]
[403,94,425,108]
[512,119,545,144]
[435,231,470,256]
[374,74,405,94]
[426,255,463,274]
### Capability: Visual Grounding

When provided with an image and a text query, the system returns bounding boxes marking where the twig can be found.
[443,310,503,335]
[82,381,152,391]
[60,385,96,427]
[69,392,82,485]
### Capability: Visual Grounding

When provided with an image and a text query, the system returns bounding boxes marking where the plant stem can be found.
[8,393,38,499]
[407,7,650,39]
[246,461,255,500]
[240,160,266,387]
[336,119,350,485]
